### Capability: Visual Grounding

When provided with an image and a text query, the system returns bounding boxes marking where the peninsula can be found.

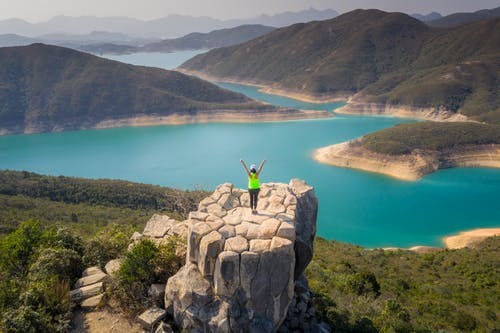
[0,44,331,135]
[313,122,500,180]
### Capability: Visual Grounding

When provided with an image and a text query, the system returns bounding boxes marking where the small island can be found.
[313,122,500,181]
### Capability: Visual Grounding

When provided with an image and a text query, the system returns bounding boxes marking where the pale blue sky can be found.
[1,0,499,22]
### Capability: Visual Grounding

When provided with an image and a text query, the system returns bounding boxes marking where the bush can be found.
[82,224,134,268]
[110,237,184,314]
[28,247,83,284]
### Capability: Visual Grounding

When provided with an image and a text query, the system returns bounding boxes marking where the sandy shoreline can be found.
[176,68,350,104]
[443,228,500,249]
[0,109,333,135]
[313,140,500,181]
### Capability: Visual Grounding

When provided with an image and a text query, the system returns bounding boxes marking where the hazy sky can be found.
[2,0,499,22]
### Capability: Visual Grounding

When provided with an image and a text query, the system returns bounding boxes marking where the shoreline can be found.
[176,68,350,104]
[378,228,500,253]
[335,100,470,122]
[313,140,500,181]
[0,109,333,136]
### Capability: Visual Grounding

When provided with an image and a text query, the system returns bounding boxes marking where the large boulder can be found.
[164,180,318,332]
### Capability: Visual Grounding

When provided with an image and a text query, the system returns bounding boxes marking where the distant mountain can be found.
[0,44,274,134]
[180,9,500,123]
[411,12,442,22]
[427,6,500,27]
[0,8,338,38]
[140,25,275,52]
[0,34,37,47]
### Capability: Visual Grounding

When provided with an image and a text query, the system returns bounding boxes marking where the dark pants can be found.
[249,188,260,209]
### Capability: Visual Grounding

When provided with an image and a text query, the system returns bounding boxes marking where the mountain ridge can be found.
[180,9,500,123]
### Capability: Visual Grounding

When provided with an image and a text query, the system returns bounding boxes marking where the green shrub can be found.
[110,237,184,314]
[28,247,83,284]
[82,224,134,267]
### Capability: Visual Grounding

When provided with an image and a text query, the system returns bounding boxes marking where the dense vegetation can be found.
[0,170,208,237]
[0,43,273,134]
[361,122,500,155]
[181,9,500,123]
[0,172,498,332]
[307,237,500,332]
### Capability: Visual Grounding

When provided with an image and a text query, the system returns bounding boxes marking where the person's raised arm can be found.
[240,159,251,177]
[256,159,266,177]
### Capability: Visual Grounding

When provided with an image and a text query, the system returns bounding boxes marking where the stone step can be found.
[74,272,108,289]
[80,293,104,310]
[70,282,104,303]
[138,307,167,330]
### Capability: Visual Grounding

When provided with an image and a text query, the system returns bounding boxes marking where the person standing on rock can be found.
[240,159,266,214]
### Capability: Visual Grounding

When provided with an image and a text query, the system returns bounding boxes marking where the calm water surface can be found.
[1,52,498,247]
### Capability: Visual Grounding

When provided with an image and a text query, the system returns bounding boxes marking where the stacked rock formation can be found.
[163,179,318,332]
[70,266,108,309]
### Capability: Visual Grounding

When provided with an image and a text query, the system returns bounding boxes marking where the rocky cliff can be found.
[131,180,323,332]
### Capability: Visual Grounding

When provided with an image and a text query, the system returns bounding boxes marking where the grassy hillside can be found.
[0,172,498,331]
[427,6,500,28]
[307,237,500,332]
[361,122,500,155]
[181,10,500,123]
[0,170,208,236]
[0,44,272,134]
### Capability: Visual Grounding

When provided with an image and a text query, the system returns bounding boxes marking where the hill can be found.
[0,171,498,332]
[141,24,275,53]
[428,6,500,28]
[411,12,442,22]
[180,9,500,123]
[0,44,323,135]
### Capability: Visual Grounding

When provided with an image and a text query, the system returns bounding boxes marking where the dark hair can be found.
[250,168,256,173]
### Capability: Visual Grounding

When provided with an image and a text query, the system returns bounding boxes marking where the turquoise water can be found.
[104,50,209,69]
[0,53,498,248]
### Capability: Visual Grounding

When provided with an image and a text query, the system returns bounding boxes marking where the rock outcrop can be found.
[159,179,318,332]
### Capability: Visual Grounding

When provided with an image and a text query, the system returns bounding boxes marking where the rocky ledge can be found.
[168,179,318,332]
[133,179,321,332]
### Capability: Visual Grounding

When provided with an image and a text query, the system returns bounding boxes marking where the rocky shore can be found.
[313,140,500,181]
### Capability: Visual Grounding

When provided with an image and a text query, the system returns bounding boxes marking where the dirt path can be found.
[70,306,145,333]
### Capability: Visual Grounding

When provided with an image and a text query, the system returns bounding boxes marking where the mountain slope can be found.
[141,25,275,52]
[427,6,500,28]
[411,12,442,22]
[0,44,283,134]
[180,9,500,122]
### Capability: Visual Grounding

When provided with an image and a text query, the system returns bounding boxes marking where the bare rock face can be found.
[164,180,317,332]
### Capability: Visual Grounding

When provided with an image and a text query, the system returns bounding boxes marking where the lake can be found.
[0,51,498,248]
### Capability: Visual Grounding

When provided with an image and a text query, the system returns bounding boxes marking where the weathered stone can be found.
[138,307,167,330]
[74,272,108,289]
[154,322,174,333]
[224,236,249,253]
[276,222,296,241]
[104,259,121,276]
[240,251,260,297]
[249,239,271,252]
[70,282,104,303]
[130,231,143,242]
[198,231,224,277]
[80,293,103,310]
[214,251,240,296]
[219,225,236,239]
[81,266,103,277]
[206,203,227,217]
[259,218,281,239]
[171,222,188,238]
[218,193,240,211]
[246,223,261,239]
[143,214,176,238]
[149,284,166,301]
[164,180,318,333]
[187,222,212,263]
[235,222,251,237]
[189,211,209,222]
[199,196,216,210]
